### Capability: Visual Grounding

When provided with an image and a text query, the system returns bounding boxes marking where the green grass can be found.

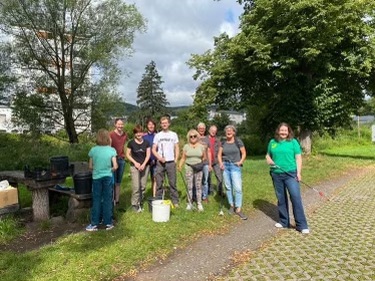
[0,131,374,280]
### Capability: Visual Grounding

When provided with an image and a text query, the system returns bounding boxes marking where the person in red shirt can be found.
[110,118,127,205]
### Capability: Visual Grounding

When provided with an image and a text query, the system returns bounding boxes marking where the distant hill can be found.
[122,102,189,115]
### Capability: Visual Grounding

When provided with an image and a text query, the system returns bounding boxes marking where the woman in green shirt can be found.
[266,123,309,234]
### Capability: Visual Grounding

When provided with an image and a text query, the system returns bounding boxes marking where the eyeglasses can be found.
[190,135,198,139]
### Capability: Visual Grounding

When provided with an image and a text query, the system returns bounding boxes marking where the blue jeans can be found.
[91,176,113,226]
[271,171,308,230]
[223,162,243,208]
[114,158,125,184]
[201,164,209,199]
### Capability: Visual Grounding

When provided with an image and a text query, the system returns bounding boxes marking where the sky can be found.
[117,0,244,107]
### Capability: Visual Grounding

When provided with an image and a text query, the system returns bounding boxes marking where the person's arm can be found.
[218,147,224,170]
[88,158,93,170]
[238,146,246,166]
[152,143,164,163]
[112,156,118,171]
[207,147,212,171]
[265,153,275,166]
[296,154,302,181]
[174,143,179,163]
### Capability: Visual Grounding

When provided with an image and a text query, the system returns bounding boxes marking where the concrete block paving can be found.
[222,172,375,281]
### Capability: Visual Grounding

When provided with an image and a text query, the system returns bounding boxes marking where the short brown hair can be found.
[274,122,294,141]
[133,124,143,134]
[96,129,111,145]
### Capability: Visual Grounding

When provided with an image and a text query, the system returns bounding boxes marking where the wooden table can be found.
[0,171,66,221]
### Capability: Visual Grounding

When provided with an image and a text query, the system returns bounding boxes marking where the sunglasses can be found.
[190,135,198,139]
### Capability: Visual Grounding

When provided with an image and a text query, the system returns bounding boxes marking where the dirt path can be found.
[121,167,370,281]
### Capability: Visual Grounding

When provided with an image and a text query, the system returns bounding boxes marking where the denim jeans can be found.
[201,164,210,199]
[114,158,126,184]
[91,176,113,226]
[271,171,308,230]
[223,162,243,208]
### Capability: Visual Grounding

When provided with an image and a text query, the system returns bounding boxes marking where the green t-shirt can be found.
[183,143,205,166]
[88,145,117,179]
[267,138,301,173]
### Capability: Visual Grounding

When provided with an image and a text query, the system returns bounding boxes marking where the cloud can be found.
[117,0,243,106]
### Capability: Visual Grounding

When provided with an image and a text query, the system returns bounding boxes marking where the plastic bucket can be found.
[73,172,92,195]
[152,200,170,222]
[147,196,162,213]
[50,156,70,177]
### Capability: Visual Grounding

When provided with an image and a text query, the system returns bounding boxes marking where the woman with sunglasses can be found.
[178,129,207,211]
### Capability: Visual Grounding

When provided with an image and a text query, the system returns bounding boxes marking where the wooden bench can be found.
[0,171,66,221]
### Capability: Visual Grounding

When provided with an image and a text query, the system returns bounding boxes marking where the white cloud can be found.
[117,0,243,106]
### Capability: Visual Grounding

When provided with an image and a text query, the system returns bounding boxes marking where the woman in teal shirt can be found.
[266,123,309,234]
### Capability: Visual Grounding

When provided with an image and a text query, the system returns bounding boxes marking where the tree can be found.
[189,0,375,153]
[136,61,169,125]
[0,43,16,105]
[0,0,145,143]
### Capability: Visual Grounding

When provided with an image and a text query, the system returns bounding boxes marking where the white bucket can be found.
[152,200,170,222]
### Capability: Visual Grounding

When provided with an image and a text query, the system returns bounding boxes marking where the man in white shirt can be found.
[152,116,180,206]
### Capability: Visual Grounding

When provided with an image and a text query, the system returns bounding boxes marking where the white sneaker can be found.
[275,223,284,228]
[186,204,192,211]
[301,229,310,234]
[197,203,204,212]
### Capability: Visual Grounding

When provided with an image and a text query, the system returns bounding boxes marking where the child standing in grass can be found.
[86,129,118,231]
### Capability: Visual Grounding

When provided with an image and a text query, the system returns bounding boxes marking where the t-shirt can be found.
[153,130,179,162]
[88,145,117,179]
[110,131,127,159]
[222,138,244,163]
[267,138,301,173]
[143,132,156,162]
[127,139,150,165]
[183,143,205,165]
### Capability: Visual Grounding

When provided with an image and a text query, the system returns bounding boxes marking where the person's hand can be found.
[296,172,302,182]
[219,163,224,170]
[208,165,213,172]
[134,162,141,169]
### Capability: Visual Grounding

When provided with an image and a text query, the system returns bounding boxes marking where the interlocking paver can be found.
[221,170,375,281]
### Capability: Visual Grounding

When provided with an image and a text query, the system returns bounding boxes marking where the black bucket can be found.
[73,172,92,195]
[147,196,162,213]
[50,156,70,177]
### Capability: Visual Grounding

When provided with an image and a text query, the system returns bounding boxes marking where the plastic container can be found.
[147,196,162,213]
[50,156,70,177]
[73,172,92,195]
[152,200,170,222]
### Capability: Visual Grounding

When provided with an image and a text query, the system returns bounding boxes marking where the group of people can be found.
[86,117,310,235]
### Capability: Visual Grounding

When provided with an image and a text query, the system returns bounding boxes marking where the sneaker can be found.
[85,224,98,232]
[174,203,179,208]
[228,206,235,215]
[197,203,204,212]
[275,223,284,228]
[105,224,114,231]
[235,211,248,220]
[132,205,139,212]
[301,229,310,234]
[186,204,192,211]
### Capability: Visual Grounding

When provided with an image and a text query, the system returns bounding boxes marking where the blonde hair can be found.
[186,129,199,142]
[96,129,111,146]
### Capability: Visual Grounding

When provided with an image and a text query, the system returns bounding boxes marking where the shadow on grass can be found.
[319,152,375,160]
[252,199,278,222]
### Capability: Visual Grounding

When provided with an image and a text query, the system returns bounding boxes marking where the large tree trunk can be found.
[299,129,312,155]
[32,189,50,221]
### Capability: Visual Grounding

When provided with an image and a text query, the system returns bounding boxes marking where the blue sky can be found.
[117,0,243,107]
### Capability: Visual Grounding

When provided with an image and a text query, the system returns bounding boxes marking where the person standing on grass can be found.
[126,125,151,212]
[207,125,223,196]
[265,122,309,234]
[152,116,180,207]
[197,122,211,202]
[86,129,118,231]
[218,125,247,220]
[110,118,127,206]
[178,129,207,211]
[143,118,157,196]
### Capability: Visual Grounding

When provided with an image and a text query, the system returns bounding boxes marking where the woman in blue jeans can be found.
[218,125,247,220]
[86,129,118,231]
[266,122,309,234]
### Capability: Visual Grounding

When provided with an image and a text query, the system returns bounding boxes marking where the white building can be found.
[208,107,246,124]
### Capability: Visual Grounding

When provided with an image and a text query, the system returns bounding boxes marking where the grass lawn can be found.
[1,147,373,280]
